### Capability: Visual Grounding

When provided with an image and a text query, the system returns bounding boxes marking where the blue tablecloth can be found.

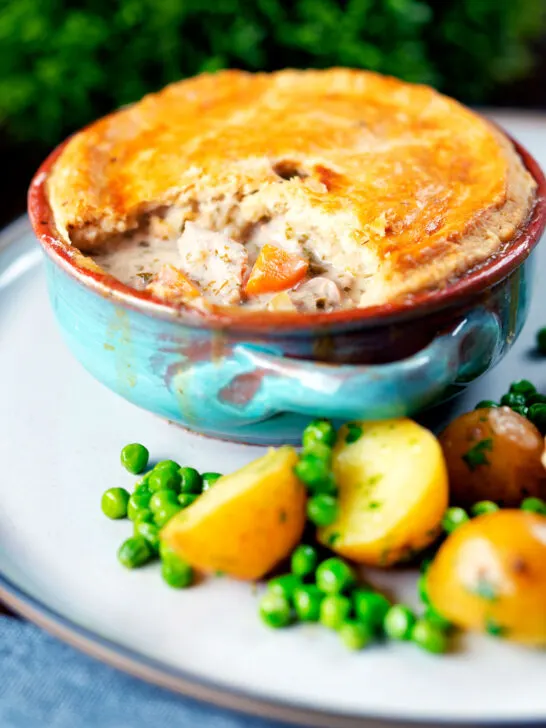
[0,618,291,728]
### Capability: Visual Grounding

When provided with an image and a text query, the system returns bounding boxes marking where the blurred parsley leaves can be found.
[0,0,544,146]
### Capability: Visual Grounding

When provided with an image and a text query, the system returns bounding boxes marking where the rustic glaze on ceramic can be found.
[29,134,546,443]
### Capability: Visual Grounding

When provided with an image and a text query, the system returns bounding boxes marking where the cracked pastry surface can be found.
[46,68,537,312]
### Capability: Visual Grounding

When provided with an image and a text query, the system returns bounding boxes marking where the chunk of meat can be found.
[245,244,309,296]
[290,277,341,312]
[177,222,248,305]
[146,264,201,302]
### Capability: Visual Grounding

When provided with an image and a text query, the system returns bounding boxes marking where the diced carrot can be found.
[245,245,309,296]
[147,264,201,301]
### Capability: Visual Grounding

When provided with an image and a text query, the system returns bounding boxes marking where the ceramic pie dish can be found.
[28,70,546,444]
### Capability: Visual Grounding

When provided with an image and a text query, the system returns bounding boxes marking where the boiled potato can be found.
[318,419,448,566]
[161,446,306,580]
[427,510,546,646]
[440,407,546,507]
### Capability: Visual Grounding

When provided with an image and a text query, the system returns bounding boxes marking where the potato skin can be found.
[439,407,546,507]
[427,510,546,646]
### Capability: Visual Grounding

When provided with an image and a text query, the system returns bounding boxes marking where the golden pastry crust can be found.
[46,68,536,307]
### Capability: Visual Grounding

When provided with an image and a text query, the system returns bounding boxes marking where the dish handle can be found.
[225,308,501,421]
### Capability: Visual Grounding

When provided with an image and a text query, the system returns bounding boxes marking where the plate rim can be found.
[0,574,411,728]
[0,573,534,728]
[1,213,545,727]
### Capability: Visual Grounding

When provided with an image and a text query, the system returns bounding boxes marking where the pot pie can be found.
[46,69,537,313]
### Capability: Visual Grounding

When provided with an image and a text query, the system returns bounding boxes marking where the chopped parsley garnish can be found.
[367,474,383,486]
[367,501,381,510]
[485,617,507,637]
[327,532,340,546]
[469,575,498,602]
[462,438,493,471]
[136,271,154,284]
[345,423,363,444]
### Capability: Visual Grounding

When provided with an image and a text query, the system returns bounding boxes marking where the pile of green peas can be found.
[475,379,546,433]
[294,419,341,527]
[259,545,451,654]
[100,442,222,587]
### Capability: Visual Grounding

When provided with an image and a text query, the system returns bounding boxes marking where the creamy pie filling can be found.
[92,209,360,312]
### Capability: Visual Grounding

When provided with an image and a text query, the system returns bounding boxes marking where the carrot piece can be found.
[147,264,201,301]
[245,245,309,296]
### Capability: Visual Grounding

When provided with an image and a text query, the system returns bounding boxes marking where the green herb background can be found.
[1,0,545,149]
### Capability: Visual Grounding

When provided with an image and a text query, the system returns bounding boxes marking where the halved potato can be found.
[318,419,448,566]
[427,510,546,646]
[161,446,306,580]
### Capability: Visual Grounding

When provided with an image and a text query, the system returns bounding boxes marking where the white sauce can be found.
[91,215,355,311]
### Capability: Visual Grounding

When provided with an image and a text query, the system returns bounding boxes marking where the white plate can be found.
[1,112,546,727]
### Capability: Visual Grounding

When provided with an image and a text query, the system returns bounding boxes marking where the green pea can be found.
[423,605,453,631]
[527,393,546,406]
[418,573,430,605]
[259,592,292,628]
[161,558,193,588]
[154,459,180,473]
[133,508,154,526]
[101,487,130,519]
[536,327,546,354]
[127,489,152,521]
[307,494,339,527]
[293,585,323,622]
[474,400,498,410]
[117,537,153,568]
[339,620,373,650]
[528,404,546,434]
[154,503,182,527]
[353,590,390,630]
[294,455,331,489]
[471,500,499,517]
[291,544,319,577]
[202,472,222,491]
[149,467,181,493]
[316,558,356,594]
[511,405,529,418]
[509,380,536,398]
[135,471,152,488]
[383,604,416,640]
[302,419,336,449]
[309,472,338,496]
[149,489,179,514]
[179,467,202,494]
[345,423,363,444]
[500,392,527,409]
[134,521,160,552]
[442,507,470,534]
[411,618,448,654]
[420,557,433,574]
[120,443,149,474]
[178,493,199,508]
[302,441,332,464]
[521,497,546,515]
[319,594,352,629]
[133,483,151,497]
[267,574,302,602]
[159,540,178,561]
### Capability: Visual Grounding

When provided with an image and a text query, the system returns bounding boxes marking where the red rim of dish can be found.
[28,126,546,333]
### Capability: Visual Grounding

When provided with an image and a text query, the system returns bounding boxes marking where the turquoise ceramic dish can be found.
[29,136,546,444]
